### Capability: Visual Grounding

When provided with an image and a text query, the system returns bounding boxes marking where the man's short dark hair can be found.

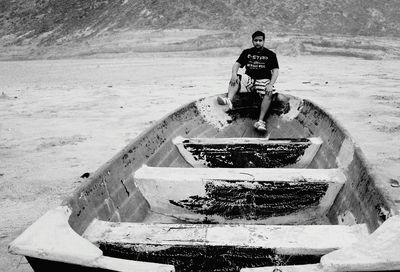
[252,31,265,40]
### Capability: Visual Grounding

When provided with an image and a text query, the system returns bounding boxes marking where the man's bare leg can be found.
[217,78,240,109]
[227,79,240,101]
[258,94,272,121]
[254,93,273,132]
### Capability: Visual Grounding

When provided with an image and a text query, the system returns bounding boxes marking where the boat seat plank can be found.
[241,216,400,272]
[240,264,323,272]
[173,136,322,168]
[84,220,368,257]
[133,166,345,224]
[8,206,174,272]
[320,215,400,271]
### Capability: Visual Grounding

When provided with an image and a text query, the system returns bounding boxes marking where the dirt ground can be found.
[1,54,400,271]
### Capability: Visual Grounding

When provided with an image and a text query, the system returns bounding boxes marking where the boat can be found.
[9,91,400,272]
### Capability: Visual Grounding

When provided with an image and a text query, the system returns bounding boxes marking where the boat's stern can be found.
[8,206,174,272]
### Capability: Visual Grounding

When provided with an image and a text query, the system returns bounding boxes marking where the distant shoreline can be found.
[1,30,400,61]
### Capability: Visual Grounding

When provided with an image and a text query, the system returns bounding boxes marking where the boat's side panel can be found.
[64,167,150,235]
[264,99,341,169]
[145,115,219,167]
[64,102,216,234]
[295,102,344,169]
[248,96,394,230]
[328,149,393,230]
[292,100,393,230]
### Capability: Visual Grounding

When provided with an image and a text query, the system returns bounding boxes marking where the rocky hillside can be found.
[1,0,400,59]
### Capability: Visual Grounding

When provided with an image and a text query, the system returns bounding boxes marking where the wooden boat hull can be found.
[9,93,398,272]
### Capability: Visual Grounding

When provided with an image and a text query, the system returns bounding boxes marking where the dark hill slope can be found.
[1,0,400,60]
[1,0,400,44]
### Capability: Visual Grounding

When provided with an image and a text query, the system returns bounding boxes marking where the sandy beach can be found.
[1,54,400,271]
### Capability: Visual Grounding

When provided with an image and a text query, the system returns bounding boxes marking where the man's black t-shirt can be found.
[236,47,279,80]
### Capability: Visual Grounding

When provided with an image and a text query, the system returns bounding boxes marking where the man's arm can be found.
[270,68,279,85]
[266,68,279,93]
[230,62,241,86]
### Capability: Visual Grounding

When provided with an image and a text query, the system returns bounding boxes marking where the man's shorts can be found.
[238,74,276,98]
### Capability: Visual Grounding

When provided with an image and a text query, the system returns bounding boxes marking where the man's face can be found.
[252,36,265,49]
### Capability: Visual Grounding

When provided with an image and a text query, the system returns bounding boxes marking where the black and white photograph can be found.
[1,1,400,271]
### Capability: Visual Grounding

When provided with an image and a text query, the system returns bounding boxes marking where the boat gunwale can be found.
[61,98,198,208]
[301,98,397,223]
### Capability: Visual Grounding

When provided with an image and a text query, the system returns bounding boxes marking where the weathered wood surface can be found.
[84,220,368,256]
[173,137,322,168]
[241,264,322,272]
[134,166,345,224]
[175,137,322,145]
[241,216,400,272]
[84,220,367,271]
[321,215,400,271]
[8,206,174,272]
[100,244,317,272]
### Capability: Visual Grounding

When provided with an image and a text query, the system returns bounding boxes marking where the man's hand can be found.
[230,74,239,86]
[265,83,274,96]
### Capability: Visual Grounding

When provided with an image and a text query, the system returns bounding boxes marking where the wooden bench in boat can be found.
[133,166,345,224]
[83,220,368,270]
[241,215,400,272]
[241,264,322,272]
[173,137,323,168]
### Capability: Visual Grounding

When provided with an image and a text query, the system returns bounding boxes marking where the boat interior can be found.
[11,92,397,272]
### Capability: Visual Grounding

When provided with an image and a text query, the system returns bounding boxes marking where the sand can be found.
[1,54,400,271]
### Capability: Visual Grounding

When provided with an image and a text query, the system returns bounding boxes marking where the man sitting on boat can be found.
[217,30,279,132]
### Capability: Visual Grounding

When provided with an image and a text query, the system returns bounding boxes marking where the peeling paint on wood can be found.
[185,143,310,168]
[174,137,322,168]
[169,180,329,219]
[100,243,320,272]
